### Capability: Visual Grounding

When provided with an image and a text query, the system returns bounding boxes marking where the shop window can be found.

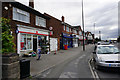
[21,34,26,50]
[20,34,32,50]
[27,34,32,49]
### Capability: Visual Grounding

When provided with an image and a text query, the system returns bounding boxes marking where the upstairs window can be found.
[36,16,46,27]
[66,27,69,32]
[73,30,77,34]
[69,28,71,32]
[64,26,66,31]
[79,31,82,35]
[13,7,30,23]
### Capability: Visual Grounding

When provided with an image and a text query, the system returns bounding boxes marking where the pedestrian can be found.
[36,46,41,60]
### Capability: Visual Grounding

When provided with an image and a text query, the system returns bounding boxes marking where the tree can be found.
[0,17,15,54]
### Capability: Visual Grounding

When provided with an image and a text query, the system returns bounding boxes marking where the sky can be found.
[15,0,119,40]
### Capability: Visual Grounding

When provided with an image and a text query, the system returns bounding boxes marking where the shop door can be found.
[50,38,58,51]
[33,35,37,52]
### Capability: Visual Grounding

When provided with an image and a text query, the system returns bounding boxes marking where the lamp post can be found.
[82,0,85,51]
[93,22,96,44]
[99,31,101,41]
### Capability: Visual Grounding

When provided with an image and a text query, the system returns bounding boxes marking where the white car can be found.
[92,44,120,69]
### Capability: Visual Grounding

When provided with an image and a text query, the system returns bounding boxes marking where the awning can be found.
[63,35,73,38]
[79,39,86,40]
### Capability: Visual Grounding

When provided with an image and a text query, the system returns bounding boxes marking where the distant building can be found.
[85,31,94,44]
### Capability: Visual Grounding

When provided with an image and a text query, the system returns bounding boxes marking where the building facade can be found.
[85,31,94,44]
[45,13,74,50]
[2,1,50,56]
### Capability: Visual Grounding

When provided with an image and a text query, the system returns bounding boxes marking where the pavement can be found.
[23,45,87,77]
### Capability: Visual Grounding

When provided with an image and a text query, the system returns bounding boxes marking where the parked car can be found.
[92,44,120,69]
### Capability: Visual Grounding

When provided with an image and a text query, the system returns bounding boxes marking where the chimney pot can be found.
[61,16,64,22]
[29,0,34,8]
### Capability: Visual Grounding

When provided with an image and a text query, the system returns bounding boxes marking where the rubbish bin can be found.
[20,59,30,79]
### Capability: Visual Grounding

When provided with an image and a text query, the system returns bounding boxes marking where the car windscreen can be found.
[97,46,120,54]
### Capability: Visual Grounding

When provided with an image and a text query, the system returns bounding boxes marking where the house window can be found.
[79,31,82,35]
[69,28,71,32]
[73,30,77,34]
[64,26,66,31]
[13,7,30,23]
[66,27,69,32]
[36,16,46,27]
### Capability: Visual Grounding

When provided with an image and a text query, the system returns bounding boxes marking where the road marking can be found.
[88,58,100,80]
[75,54,86,65]
[59,72,78,78]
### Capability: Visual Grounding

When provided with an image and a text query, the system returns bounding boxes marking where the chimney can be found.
[29,0,34,8]
[61,16,64,22]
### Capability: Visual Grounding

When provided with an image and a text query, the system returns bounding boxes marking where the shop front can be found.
[79,36,87,45]
[17,25,49,56]
[72,35,79,47]
[60,33,73,50]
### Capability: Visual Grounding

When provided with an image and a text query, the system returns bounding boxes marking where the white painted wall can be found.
[50,38,58,51]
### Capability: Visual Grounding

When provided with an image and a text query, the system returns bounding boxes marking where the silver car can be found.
[92,44,120,69]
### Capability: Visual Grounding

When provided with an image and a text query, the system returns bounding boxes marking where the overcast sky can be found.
[15,0,119,40]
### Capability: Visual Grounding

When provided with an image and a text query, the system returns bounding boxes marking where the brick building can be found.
[2,0,51,56]
[44,13,73,51]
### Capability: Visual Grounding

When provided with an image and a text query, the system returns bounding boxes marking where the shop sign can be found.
[49,27,53,30]
[18,27,49,36]
[63,33,71,37]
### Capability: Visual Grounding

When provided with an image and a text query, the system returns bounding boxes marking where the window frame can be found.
[36,16,46,27]
[13,7,30,23]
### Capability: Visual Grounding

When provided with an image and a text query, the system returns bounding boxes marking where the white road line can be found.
[88,58,100,80]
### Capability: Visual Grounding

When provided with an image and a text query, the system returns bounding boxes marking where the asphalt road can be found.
[34,44,120,79]
[36,44,94,79]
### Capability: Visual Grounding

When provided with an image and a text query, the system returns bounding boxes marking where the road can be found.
[34,44,120,79]
[35,44,94,79]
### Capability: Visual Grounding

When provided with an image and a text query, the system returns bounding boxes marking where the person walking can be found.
[36,46,41,60]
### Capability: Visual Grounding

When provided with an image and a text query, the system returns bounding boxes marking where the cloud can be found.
[15,0,119,39]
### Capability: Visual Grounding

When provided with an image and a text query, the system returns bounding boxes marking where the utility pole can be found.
[93,22,96,44]
[82,0,85,51]
[99,31,101,40]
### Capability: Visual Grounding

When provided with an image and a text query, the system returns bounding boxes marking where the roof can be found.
[8,1,50,20]
[44,13,72,27]
[71,26,81,30]
[44,13,61,22]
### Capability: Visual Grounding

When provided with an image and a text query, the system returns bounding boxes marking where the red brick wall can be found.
[45,13,64,50]
[2,2,49,52]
